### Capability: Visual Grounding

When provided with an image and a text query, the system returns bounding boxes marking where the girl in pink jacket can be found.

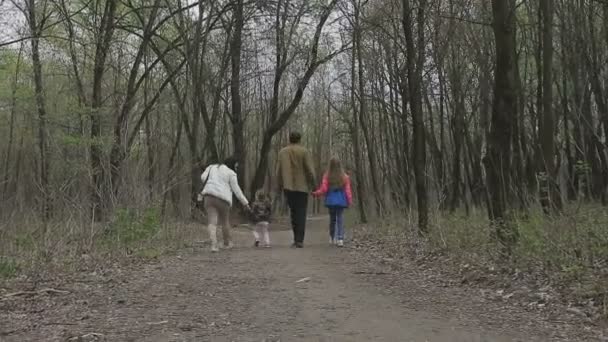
[312,158,353,247]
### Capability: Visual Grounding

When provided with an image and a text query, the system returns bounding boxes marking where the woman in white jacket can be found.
[200,156,250,252]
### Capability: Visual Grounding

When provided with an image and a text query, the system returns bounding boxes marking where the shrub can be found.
[0,257,18,279]
[104,207,161,247]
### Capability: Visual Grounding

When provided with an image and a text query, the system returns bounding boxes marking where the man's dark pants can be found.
[284,190,308,244]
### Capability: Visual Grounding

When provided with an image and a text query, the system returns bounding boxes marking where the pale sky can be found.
[0,1,24,49]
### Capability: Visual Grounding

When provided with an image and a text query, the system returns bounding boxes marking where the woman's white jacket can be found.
[201,164,249,206]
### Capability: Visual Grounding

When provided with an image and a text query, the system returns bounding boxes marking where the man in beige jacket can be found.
[276,132,316,248]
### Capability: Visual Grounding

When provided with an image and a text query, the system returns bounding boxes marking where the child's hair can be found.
[327,157,346,188]
[255,190,270,202]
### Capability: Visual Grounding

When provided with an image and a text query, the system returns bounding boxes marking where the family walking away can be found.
[199,156,250,252]
[276,132,317,248]
[198,131,352,251]
[313,158,353,247]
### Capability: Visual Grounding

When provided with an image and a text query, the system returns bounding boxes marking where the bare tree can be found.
[90,0,118,220]
[486,0,519,248]
[2,43,24,208]
[12,0,53,221]
[401,0,429,233]
[538,0,562,212]
[230,0,246,186]
[249,0,344,194]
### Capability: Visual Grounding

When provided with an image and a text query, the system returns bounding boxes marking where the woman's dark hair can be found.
[289,131,302,144]
[223,156,238,171]
[206,156,219,166]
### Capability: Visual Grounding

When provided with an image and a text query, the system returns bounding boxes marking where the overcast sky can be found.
[0,1,26,49]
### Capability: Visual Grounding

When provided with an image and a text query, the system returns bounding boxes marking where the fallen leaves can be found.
[349,228,606,340]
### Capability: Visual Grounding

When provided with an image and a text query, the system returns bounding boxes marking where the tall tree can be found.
[353,0,384,215]
[230,0,246,186]
[350,12,368,224]
[539,0,562,212]
[90,0,118,220]
[2,43,24,205]
[18,0,53,221]
[487,0,519,248]
[401,0,429,233]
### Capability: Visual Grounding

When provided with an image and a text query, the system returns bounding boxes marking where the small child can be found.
[312,157,353,247]
[249,191,272,248]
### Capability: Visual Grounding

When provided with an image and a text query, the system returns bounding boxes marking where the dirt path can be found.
[1,218,596,341]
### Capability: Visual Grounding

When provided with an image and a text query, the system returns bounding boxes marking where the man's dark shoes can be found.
[295,242,304,248]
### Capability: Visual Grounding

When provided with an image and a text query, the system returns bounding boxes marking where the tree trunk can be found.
[28,0,51,222]
[437,62,447,210]
[539,0,562,212]
[582,85,602,201]
[350,29,368,224]
[144,85,155,202]
[2,43,24,205]
[450,93,465,213]
[487,0,519,248]
[90,0,118,220]
[230,0,246,187]
[586,6,608,204]
[354,2,383,216]
[401,0,428,233]
[161,115,184,218]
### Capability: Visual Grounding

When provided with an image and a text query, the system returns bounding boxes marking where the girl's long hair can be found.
[327,157,346,188]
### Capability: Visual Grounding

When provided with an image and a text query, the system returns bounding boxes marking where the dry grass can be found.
[361,204,608,272]
[4,203,608,307]
[352,204,608,320]
[0,206,207,280]
[0,199,298,282]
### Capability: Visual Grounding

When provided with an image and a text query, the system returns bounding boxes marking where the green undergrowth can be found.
[431,206,608,278]
[358,204,608,310]
[0,206,202,279]
[0,257,18,279]
[102,207,162,247]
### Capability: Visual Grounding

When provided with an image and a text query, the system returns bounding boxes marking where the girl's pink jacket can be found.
[312,173,353,207]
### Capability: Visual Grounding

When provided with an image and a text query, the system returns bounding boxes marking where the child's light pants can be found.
[253,221,270,245]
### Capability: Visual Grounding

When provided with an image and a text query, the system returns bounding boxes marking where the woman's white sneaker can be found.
[337,240,344,247]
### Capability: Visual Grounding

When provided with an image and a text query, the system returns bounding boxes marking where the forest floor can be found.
[1,217,605,341]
